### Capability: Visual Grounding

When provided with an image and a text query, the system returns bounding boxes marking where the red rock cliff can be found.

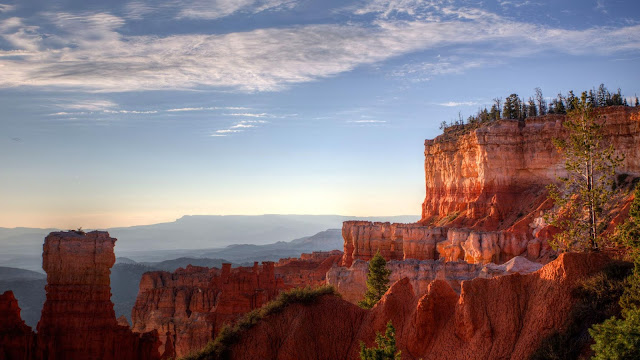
[131,251,342,358]
[35,231,161,360]
[224,252,610,360]
[0,291,35,360]
[422,106,639,228]
[342,107,640,267]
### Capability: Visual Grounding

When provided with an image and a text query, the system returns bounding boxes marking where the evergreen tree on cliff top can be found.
[546,91,623,252]
[360,321,401,360]
[359,250,391,309]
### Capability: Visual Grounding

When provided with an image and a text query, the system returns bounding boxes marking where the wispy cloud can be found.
[177,0,296,20]
[595,0,607,14]
[348,120,387,123]
[392,56,495,82]
[166,106,250,112]
[0,6,639,92]
[0,4,15,13]
[210,120,268,137]
[63,100,118,111]
[438,101,479,107]
[122,0,296,20]
[224,112,268,117]
[103,109,158,114]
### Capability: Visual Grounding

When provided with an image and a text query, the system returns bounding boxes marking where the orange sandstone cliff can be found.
[36,231,162,360]
[0,231,163,360]
[342,107,640,267]
[131,250,342,358]
[224,252,610,360]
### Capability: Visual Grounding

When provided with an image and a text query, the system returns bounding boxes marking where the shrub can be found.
[359,321,401,360]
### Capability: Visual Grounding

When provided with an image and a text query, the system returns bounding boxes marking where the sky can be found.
[1,0,639,229]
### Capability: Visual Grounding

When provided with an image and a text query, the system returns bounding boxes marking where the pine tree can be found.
[546,92,623,251]
[358,250,391,309]
[535,87,547,115]
[359,321,401,360]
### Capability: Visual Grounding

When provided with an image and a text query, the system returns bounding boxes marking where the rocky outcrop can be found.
[328,256,541,303]
[421,107,640,229]
[342,107,640,267]
[0,291,35,360]
[36,231,161,360]
[224,252,610,360]
[131,251,342,358]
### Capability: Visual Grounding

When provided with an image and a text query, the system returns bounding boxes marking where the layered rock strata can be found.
[342,107,640,266]
[36,231,161,360]
[131,251,342,358]
[421,106,640,229]
[0,291,35,360]
[224,252,609,360]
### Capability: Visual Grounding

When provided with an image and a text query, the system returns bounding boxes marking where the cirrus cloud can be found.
[0,4,639,93]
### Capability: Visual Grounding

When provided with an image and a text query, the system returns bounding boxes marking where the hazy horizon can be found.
[0,213,421,230]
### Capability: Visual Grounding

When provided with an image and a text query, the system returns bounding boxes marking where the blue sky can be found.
[1,0,639,228]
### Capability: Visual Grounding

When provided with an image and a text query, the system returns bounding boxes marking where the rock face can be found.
[342,107,640,267]
[225,252,609,360]
[0,291,35,360]
[327,256,541,303]
[131,251,342,358]
[36,231,161,360]
[421,107,640,229]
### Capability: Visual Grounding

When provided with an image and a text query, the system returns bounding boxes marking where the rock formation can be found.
[224,252,610,360]
[0,291,35,360]
[36,231,162,360]
[131,251,342,358]
[327,256,542,303]
[342,107,640,267]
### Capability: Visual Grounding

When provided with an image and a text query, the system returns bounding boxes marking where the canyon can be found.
[0,106,638,359]
[224,252,610,360]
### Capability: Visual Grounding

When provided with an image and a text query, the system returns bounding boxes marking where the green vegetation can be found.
[530,261,633,360]
[359,321,401,360]
[182,285,339,360]
[439,84,636,136]
[589,184,640,359]
[545,92,623,252]
[358,250,391,309]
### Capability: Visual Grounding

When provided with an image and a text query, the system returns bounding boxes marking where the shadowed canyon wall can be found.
[225,252,610,360]
[131,250,342,358]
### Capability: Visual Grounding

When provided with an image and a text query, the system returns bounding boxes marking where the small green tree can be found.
[590,184,640,359]
[546,92,623,251]
[360,321,401,360]
[358,250,391,309]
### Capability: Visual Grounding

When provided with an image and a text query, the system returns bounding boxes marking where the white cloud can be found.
[166,106,250,112]
[0,7,639,93]
[224,112,268,117]
[438,101,478,107]
[0,4,15,13]
[392,56,491,82]
[348,119,386,123]
[103,109,158,114]
[211,120,268,137]
[124,0,297,20]
[63,100,118,111]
